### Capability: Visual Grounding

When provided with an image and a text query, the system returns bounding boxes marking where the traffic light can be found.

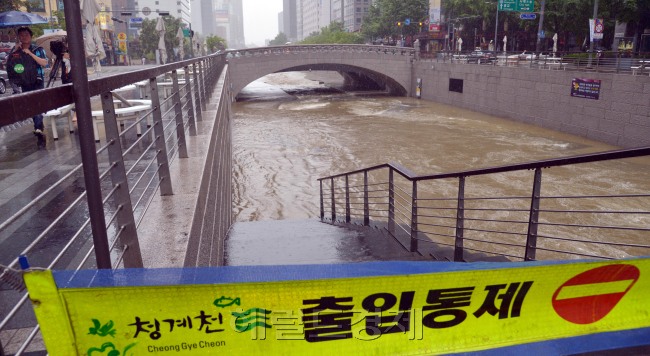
[419,22,423,27]
[397,21,401,27]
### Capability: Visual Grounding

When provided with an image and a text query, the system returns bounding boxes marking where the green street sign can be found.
[518,0,534,12]
[499,0,534,12]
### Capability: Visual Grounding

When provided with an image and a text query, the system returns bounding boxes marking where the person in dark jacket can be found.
[10,26,48,148]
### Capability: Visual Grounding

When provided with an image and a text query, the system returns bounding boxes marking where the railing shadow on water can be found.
[319,147,650,263]
[0,54,226,354]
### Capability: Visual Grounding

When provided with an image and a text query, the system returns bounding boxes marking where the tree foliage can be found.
[269,32,288,46]
[206,35,227,53]
[358,0,650,51]
[138,16,184,61]
[361,0,428,41]
[301,22,364,44]
[436,0,650,51]
[0,0,25,12]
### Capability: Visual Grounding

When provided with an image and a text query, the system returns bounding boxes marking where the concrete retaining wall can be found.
[412,62,650,148]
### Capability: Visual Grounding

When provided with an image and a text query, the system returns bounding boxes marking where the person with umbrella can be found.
[8,26,49,148]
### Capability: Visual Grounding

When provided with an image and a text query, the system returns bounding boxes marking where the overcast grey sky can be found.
[243,0,283,47]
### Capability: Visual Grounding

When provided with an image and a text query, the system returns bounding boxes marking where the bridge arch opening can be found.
[232,63,408,99]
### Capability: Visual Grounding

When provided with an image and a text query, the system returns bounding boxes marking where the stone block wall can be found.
[412,62,650,148]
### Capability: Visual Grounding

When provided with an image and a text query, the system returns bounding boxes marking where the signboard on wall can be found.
[429,0,441,24]
[27,0,45,12]
[571,78,601,100]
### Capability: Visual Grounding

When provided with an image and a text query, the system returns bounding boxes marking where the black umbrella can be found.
[0,11,48,28]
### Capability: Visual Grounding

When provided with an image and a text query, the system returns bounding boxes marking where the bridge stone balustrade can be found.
[225,44,415,97]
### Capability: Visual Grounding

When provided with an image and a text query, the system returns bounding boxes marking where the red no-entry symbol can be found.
[552,264,639,324]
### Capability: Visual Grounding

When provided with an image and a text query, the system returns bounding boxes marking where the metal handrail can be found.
[424,50,650,75]
[319,146,650,262]
[0,54,226,354]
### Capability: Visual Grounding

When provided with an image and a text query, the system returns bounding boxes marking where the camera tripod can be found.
[46,54,64,88]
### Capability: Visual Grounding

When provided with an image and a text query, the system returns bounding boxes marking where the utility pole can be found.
[587,0,599,67]
[494,7,499,52]
[535,0,546,52]
[341,0,345,31]
[189,23,194,58]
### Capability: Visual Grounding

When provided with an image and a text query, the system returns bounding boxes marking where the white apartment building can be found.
[299,0,331,40]
[135,0,191,24]
[331,0,372,33]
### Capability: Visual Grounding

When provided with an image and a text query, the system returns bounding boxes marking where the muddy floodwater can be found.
[232,72,650,259]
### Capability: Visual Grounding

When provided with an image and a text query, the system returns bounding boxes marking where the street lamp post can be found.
[535,0,546,52]
[587,0,599,67]
[189,23,194,58]
[395,21,404,47]
[110,16,129,65]
[494,6,499,52]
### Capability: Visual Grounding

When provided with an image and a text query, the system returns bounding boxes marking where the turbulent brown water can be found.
[232,71,650,260]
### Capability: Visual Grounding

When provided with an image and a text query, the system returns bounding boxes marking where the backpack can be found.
[6,48,40,87]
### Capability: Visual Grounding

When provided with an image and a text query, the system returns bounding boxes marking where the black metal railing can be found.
[422,50,650,75]
[0,54,227,354]
[319,147,650,262]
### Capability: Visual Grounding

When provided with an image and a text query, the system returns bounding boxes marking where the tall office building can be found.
[278,11,284,40]
[282,0,372,42]
[191,0,216,37]
[135,0,191,24]
[331,0,372,33]
[213,0,245,49]
[283,0,298,42]
[229,0,245,48]
[299,0,331,40]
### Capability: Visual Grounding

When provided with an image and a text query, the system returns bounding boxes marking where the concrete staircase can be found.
[225,219,428,266]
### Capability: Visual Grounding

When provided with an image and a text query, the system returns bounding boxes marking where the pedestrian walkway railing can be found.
[318,147,650,262]
[423,50,650,75]
[0,54,226,355]
[224,44,416,59]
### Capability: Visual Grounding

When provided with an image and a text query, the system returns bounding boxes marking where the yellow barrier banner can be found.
[24,259,650,355]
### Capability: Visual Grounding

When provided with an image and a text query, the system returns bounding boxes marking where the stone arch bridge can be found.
[225,44,415,97]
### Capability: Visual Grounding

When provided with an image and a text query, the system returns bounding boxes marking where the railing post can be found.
[345,175,351,223]
[99,92,143,268]
[199,60,208,110]
[525,168,543,261]
[363,171,369,226]
[388,168,395,235]
[61,0,110,269]
[319,179,324,221]
[192,63,203,122]
[170,70,189,158]
[183,65,198,136]
[454,176,465,262]
[410,180,418,252]
[330,178,336,222]
[148,78,173,196]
